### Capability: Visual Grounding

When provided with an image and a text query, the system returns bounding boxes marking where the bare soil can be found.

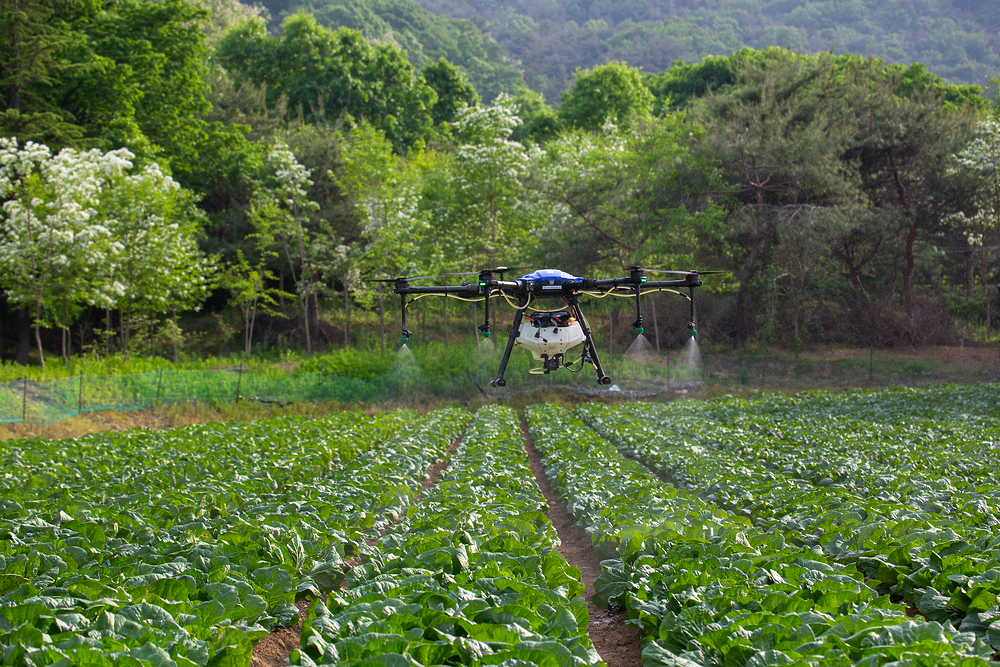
[249,434,462,667]
[520,417,644,667]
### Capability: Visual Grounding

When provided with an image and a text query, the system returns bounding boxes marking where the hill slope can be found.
[409,0,999,103]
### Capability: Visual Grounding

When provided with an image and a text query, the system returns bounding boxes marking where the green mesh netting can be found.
[0,346,694,426]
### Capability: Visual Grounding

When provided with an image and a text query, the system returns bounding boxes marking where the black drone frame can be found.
[389,266,705,388]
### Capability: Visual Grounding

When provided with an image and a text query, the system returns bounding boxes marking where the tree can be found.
[953,118,1000,339]
[558,61,653,133]
[0,139,210,366]
[216,14,437,151]
[259,140,320,355]
[510,89,561,146]
[224,197,286,360]
[334,121,430,349]
[536,113,711,273]
[843,62,979,328]
[443,94,537,268]
[690,53,861,341]
[0,0,94,146]
[421,57,479,128]
[98,159,216,354]
[0,140,126,367]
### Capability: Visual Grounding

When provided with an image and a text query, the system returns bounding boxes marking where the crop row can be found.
[293,405,601,667]
[0,407,469,666]
[527,403,994,667]
[580,399,1000,656]
[643,386,1000,521]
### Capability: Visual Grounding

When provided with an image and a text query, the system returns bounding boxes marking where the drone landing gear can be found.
[490,294,612,387]
[568,295,611,385]
[491,294,526,387]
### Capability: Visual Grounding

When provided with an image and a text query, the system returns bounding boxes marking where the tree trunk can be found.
[378,294,385,354]
[34,299,45,369]
[609,302,614,359]
[301,290,312,356]
[984,264,992,341]
[172,308,179,362]
[121,308,128,356]
[965,250,975,298]
[343,287,350,347]
[279,270,286,311]
[887,151,915,321]
[61,302,68,364]
[16,307,30,365]
[0,296,6,362]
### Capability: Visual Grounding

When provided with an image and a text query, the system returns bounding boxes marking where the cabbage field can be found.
[1,384,1000,667]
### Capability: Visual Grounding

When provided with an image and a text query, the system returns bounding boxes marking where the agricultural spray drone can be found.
[369,267,720,388]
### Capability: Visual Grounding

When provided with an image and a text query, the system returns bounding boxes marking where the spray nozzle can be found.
[687,321,697,337]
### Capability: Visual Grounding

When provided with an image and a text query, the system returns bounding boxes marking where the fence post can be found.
[22,376,28,423]
[78,374,84,414]
[235,364,244,403]
[155,368,163,404]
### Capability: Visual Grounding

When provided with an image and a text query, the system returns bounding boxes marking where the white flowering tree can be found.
[334,121,430,350]
[0,139,120,367]
[260,140,320,354]
[98,160,216,354]
[954,118,1000,339]
[447,94,537,268]
[0,138,214,366]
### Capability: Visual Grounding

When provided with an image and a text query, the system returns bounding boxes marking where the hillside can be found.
[406,0,999,103]
[255,0,525,102]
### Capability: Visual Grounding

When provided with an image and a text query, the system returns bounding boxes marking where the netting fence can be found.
[2,342,998,426]
[0,368,415,426]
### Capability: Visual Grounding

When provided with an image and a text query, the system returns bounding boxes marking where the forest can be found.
[0,0,998,368]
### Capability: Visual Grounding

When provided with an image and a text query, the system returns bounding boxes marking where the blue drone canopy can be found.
[520,269,582,283]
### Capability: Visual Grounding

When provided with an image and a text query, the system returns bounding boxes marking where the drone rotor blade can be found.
[644,268,728,276]
[408,271,482,282]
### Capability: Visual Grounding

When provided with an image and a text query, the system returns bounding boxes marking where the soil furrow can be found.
[250,432,465,667]
[519,416,643,667]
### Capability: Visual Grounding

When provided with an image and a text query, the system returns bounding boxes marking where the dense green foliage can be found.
[293,406,598,665]
[529,386,1000,666]
[0,407,481,664]
[0,0,997,365]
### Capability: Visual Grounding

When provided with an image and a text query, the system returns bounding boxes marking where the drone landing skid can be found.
[490,294,611,387]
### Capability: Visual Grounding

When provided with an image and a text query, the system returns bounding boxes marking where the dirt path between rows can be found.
[519,416,643,667]
[250,435,463,667]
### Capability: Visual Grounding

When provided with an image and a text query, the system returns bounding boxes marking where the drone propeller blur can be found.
[370,266,720,388]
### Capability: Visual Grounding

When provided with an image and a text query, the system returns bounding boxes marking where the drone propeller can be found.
[638,268,727,276]
[363,271,481,284]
